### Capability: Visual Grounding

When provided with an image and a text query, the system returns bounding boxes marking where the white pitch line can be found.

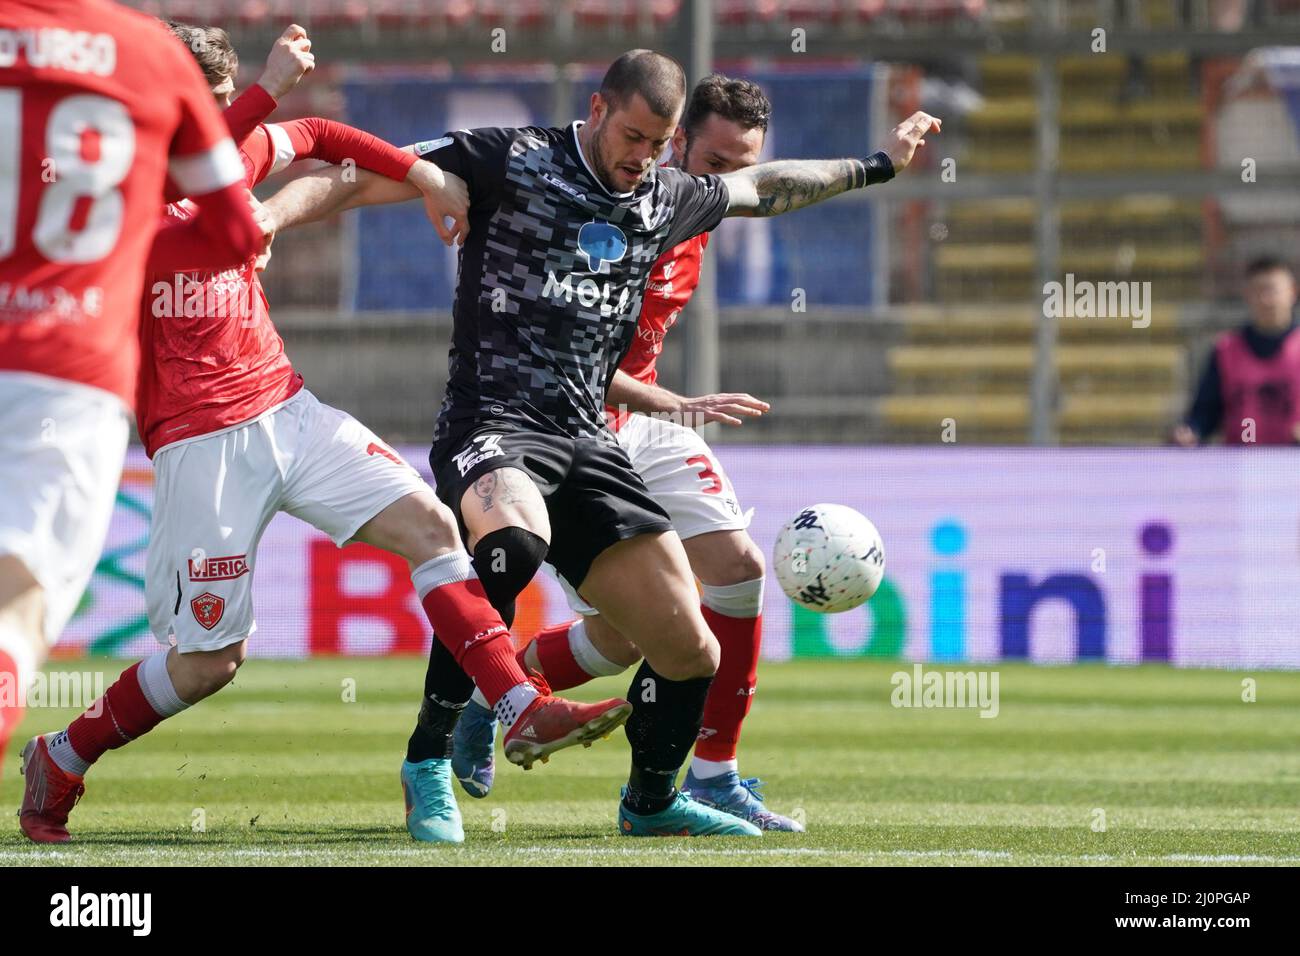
[3,847,1298,863]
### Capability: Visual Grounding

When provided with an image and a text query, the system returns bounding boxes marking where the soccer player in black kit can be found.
[265,50,939,838]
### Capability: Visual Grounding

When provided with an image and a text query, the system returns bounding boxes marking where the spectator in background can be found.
[1173,256,1300,445]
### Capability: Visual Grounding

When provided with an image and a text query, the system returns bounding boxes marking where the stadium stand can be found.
[123,0,1300,446]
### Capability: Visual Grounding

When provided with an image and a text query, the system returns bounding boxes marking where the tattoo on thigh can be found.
[495,468,529,505]
[474,468,531,513]
[473,474,498,512]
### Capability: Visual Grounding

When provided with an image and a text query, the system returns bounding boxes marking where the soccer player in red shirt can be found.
[17,22,630,845]
[449,75,804,830]
[0,0,264,793]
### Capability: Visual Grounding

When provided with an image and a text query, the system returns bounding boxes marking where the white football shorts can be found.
[145,389,429,653]
[549,413,750,616]
[0,372,130,646]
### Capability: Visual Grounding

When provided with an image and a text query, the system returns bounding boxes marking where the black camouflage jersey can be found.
[415,121,730,462]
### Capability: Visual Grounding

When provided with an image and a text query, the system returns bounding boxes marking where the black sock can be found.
[407,637,474,762]
[405,690,466,763]
[407,527,549,751]
[471,527,549,628]
[621,660,713,816]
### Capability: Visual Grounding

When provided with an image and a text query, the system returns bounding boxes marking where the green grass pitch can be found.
[3,658,1298,866]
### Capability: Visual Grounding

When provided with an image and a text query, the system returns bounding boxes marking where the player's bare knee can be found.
[675,641,719,681]
[583,615,641,668]
[655,627,718,681]
[605,639,643,669]
[693,533,765,587]
[419,496,463,551]
[401,517,460,567]
[367,492,462,567]
[719,540,765,586]
[174,642,246,701]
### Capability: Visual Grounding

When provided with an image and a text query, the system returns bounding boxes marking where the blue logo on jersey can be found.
[577,221,627,275]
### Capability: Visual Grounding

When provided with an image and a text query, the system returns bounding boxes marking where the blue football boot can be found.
[451,698,497,798]
[618,789,762,837]
[401,758,464,843]
[681,769,805,832]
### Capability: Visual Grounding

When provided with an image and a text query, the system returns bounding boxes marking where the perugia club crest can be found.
[191,592,225,631]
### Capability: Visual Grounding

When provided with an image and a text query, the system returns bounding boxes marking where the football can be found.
[773,503,886,613]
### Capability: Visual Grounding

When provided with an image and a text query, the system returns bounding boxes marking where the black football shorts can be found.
[431,424,674,589]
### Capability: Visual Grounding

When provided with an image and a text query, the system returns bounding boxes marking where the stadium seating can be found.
[879,305,1186,443]
[127,0,990,31]
[884,49,1207,443]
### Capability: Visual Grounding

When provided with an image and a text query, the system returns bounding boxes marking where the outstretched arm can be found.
[606,370,769,428]
[721,110,940,218]
[263,154,470,246]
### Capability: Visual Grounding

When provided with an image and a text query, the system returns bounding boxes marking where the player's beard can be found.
[588,120,621,192]
[589,118,646,192]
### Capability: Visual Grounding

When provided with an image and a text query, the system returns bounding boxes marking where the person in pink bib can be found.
[1174,256,1300,446]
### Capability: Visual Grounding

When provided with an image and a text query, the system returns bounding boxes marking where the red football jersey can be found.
[136,115,417,457]
[607,232,709,431]
[0,0,246,406]
[136,123,302,457]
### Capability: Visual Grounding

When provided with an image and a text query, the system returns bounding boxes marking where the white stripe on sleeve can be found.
[168,137,245,197]
[265,123,297,175]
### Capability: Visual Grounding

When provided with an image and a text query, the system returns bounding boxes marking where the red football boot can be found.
[501,677,632,771]
[19,735,85,844]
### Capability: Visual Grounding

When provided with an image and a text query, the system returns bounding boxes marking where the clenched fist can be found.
[258,24,314,101]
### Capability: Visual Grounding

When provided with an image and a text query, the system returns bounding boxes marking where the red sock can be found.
[65,662,166,765]
[523,621,591,692]
[0,650,24,759]
[420,579,531,706]
[696,608,762,762]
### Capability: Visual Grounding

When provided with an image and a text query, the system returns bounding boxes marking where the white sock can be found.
[494,681,539,731]
[567,619,627,677]
[137,649,190,717]
[691,756,739,779]
[46,729,90,777]
[410,550,476,598]
[47,649,190,778]
[700,577,765,618]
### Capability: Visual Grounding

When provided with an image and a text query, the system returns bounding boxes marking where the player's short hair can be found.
[164,20,238,88]
[599,50,687,120]
[1245,255,1294,279]
[683,74,771,139]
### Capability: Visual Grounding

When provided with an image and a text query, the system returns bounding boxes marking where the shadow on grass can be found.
[1,822,611,850]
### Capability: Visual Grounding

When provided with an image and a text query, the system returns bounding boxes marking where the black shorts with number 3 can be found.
[430,425,673,589]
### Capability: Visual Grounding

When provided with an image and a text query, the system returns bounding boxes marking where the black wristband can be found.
[852,150,895,189]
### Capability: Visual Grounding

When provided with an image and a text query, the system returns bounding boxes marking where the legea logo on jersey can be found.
[452,433,505,477]
[543,221,633,317]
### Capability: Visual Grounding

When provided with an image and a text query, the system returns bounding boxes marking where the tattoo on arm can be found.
[724,159,864,218]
